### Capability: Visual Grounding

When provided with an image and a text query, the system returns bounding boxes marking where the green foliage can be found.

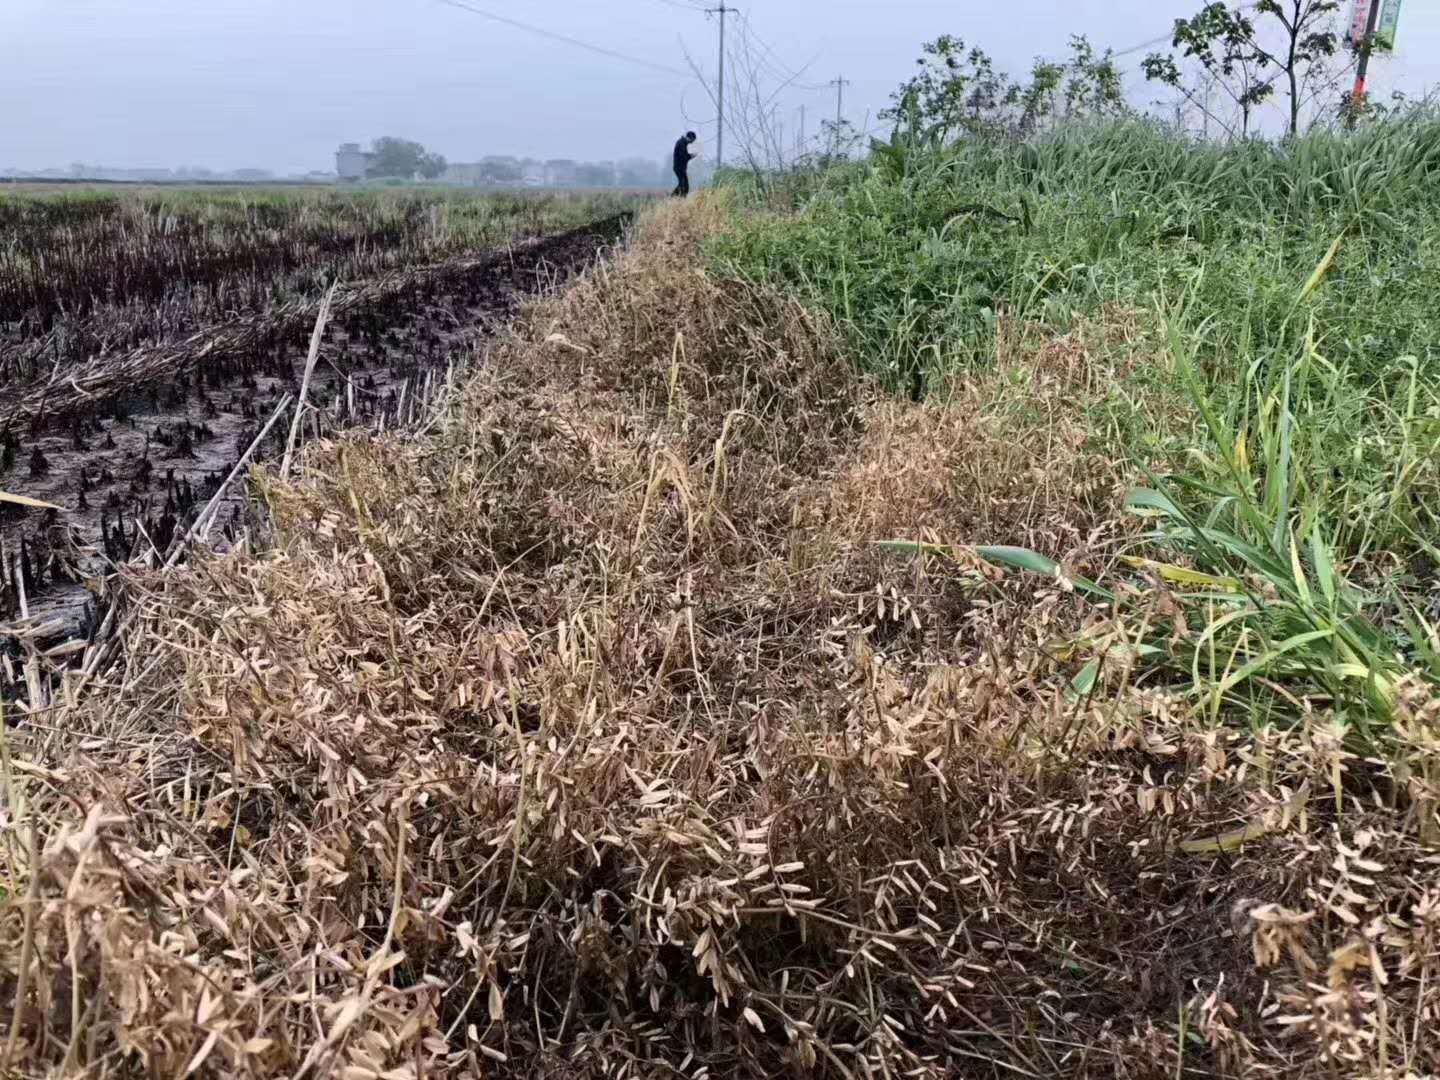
[715,116,1440,392]
[724,110,1440,746]
[883,328,1439,750]
[367,136,448,180]
[1142,1,1342,136]
[884,34,1127,140]
[1111,318,1435,747]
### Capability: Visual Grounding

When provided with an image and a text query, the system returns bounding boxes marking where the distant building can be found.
[480,155,523,184]
[442,162,485,185]
[335,143,375,181]
[543,159,579,187]
[617,157,660,188]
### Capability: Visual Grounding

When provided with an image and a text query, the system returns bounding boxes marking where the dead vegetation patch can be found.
[2,196,1438,1080]
[830,370,1126,558]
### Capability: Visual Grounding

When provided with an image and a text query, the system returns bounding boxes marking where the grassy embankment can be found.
[2,123,1439,1079]
[716,117,1440,746]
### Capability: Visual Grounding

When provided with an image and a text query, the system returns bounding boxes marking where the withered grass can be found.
[3,196,1437,1079]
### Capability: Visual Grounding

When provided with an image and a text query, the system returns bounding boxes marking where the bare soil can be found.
[0,214,629,637]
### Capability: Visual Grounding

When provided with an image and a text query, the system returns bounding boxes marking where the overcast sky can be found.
[3,0,1436,173]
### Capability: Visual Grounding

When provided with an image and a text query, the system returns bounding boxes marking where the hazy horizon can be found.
[4,0,1436,175]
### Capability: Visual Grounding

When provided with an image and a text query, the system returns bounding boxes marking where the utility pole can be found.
[707,3,734,169]
[829,75,850,154]
[1348,0,1382,127]
[799,104,806,157]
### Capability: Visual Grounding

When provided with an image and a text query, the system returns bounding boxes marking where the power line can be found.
[434,0,693,79]
[735,11,827,90]
[747,43,818,92]
[793,115,887,159]
[1111,29,1181,59]
[1109,1,1263,58]
[653,0,737,166]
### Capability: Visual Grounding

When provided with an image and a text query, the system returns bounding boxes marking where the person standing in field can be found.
[672,131,698,197]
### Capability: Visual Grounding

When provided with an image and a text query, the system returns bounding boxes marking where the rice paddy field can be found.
[0,184,641,630]
[1,185,642,378]
[3,120,1440,1080]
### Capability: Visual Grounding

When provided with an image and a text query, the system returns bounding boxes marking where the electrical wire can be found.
[1110,29,1183,59]
[434,0,694,79]
[1109,1,1263,58]
[734,11,827,90]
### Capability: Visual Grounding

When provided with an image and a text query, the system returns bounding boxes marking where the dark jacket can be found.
[673,137,696,173]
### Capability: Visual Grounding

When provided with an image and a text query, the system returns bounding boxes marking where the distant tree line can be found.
[359,137,675,189]
[367,137,448,180]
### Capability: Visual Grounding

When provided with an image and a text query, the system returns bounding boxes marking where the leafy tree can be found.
[479,157,523,184]
[1014,37,1127,134]
[1142,1,1341,138]
[1262,0,1343,136]
[1061,36,1127,120]
[884,35,1125,141]
[883,36,1016,139]
[818,118,865,162]
[367,137,448,180]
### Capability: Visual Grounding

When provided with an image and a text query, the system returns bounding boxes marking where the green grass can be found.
[715,115,1440,747]
[714,119,1440,383]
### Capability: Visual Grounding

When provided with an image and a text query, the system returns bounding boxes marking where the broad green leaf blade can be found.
[1068,657,1101,698]
[1269,357,1295,553]
[1309,526,1337,608]
[1124,487,1183,519]
[974,545,1114,602]
[1213,627,1334,700]
[1289,532,1312,608]
[874,541,1113,602]
[974,545,1062,576]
